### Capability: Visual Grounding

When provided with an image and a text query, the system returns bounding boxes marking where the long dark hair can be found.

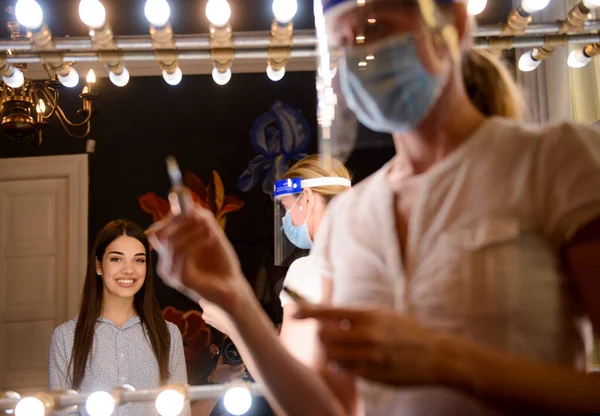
[69,220,170,390]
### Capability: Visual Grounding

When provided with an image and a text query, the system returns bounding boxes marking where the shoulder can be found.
[51,318,77,346]
[166,321,184,347]
[166,321,182,338]
[281,256,323,304]
[487,117,600,149]
[284,256,320,290]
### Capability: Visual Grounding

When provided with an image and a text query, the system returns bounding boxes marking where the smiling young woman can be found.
[48,220,190,416]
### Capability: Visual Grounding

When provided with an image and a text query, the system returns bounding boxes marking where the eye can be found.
[110,257,122,262]
[136,258,146,264]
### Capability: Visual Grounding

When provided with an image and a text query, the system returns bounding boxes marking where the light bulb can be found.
[15,0,44,30]
[14,397,45,416]
[109,68,130,87]
[206,0,231,27]
[223,386,252,416]
[521,0,551,14]
[79,0,106,29]
[272,0,297,24]
[568,49,592,68]
[212,67,232,85]
[467,0,487,15]
[38,99,46,113]
[2,67,24,88]
[145,0,171,27]
[518,51,542,72]
[583,0,600,8]
[162,67,182,85]
[85,391,115,416]
[266,64,286,81]
[155,389,184,416]
[58,67,80,88]
[86,69,97,84]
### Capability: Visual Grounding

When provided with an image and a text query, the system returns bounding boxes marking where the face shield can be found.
[274,176,351,266]
[315,0,461,166]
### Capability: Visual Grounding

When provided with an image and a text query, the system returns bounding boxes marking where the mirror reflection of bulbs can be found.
[145,0,171,27]
[109,68,130,87]
[467,0,487,15]
[155,389,185,416]
[206,0,231,27]
[85,391,115,416]
[266,64,286,82]
[58,67,80,88]
[15,0,44,30]
[162,67,183,86]
[567,49,592,68]
[518,51,541,72]
[212,67,232,85]
[521,0,551,13]
[2,68,25,88]
[223,386,252,415]
[14,397,45,416]
[79,0,106,29]
[272,0,297,24]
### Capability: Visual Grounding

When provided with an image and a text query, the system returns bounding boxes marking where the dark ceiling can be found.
[0,0,513,39]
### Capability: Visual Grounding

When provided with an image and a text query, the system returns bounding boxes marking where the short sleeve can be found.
[279,257,322,306]
[167,322,191,415]
[536,123,600,245]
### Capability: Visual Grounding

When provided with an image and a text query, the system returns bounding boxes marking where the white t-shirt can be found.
[279,255,322,307]
[311,117,600,416]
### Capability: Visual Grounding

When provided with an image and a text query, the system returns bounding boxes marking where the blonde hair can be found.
[439,3,525,120]
[283,155,352,203]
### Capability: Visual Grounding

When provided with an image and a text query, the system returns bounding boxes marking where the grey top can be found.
[49,316,191,416]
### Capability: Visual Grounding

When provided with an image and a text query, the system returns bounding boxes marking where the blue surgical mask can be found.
[282,211,312,250]
[281,194,313,250]
[340,34,444,134]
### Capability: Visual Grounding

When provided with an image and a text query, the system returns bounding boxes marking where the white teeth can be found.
[117,279,134,284]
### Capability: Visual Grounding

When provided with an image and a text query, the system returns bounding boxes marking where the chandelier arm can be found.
[54,112,91,139]
[54,102,94,127]
[37,86,59,119]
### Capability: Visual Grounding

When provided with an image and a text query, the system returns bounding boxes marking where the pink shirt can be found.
[312,117,600,416]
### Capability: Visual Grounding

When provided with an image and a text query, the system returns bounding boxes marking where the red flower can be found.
[162,306,211,372]
[139,171,244,229]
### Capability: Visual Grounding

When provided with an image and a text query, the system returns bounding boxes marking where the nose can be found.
[121,262,135,275]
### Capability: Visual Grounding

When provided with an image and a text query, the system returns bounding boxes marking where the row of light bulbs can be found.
[3,383,254,416]
[3,0,299,90]
[467,0,555,16]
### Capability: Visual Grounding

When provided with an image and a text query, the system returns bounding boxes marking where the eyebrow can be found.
[108,251,146,257]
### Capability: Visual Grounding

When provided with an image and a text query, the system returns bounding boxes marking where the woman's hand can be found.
[295,306,443,387]
[148,206,249,314]
[200,298,233,336]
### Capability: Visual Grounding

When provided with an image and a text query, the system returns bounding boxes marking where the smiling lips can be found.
[116,278,137,288]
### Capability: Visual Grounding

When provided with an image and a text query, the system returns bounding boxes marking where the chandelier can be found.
[0,6,100,146]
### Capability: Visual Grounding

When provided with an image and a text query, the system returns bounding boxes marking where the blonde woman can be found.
[200,155,351,367]
[149,0,600,414]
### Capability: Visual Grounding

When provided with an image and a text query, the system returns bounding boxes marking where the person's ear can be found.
[304,188,315,210]
[95,258,102,275]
